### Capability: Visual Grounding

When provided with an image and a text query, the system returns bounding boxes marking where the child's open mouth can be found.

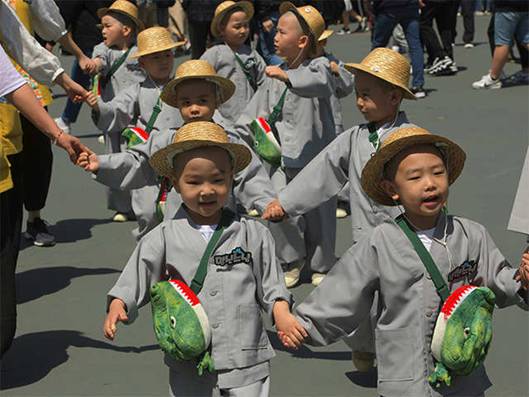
[422,195,441,209]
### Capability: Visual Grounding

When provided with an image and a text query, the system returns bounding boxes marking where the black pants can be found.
[420,1,455,62]
[0,153,24,356]
[188,20,211,59]
[460,0,475,44]
[21,109,53,212]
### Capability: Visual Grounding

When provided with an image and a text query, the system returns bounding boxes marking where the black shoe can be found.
[24,218,56,247]
[411,86,426,98]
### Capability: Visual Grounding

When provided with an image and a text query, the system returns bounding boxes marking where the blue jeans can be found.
[372,11,424,87]
[256,12,283,66]
[61,48,93,124]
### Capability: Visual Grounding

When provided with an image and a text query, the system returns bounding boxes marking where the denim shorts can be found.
[494,11,529,46]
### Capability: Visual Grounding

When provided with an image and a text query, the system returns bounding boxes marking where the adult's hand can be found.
[56,132,94,163]
[54,72,89,102]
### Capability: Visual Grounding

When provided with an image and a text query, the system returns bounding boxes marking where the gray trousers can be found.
[105,130,132,214]
[169,367,270,397]
[269,166,337,273]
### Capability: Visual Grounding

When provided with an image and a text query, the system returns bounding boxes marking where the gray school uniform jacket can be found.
[108,207,291,386]
[201,44,266,129]
[323,52,354,134]
[279,111,412,243]
[508,146,529,235]
[93,77,183,135]
[92,42,145,103]
[235,57,336,169]
[94,126,277,229]
[295,214,528,397]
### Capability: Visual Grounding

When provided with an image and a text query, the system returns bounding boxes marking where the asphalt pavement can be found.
[1,14,528,397]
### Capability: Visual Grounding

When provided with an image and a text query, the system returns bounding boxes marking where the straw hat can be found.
[344,48,416,100]
[210,1,254,38]
[149,121,252,177]
[97,0,143,31]
[160,60,235,107]
[318,29,334,42]
[279,2,325,43]
[131,27,185,58]
[361,127,466,206]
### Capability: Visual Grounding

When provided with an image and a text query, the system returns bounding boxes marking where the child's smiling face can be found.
[172,147,233,225]
[354,71,402,125]
[220,10,250,49]
[175,80,217,122]
[139,50,174,83]
[382,145,449,230]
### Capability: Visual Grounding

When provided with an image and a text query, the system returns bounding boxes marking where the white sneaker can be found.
[112,212,129,222]
[246,209,259,217]
[283,262,303,288]
[472,73,502,89]
[311,273,325,286]
[336,207,348,219]
[54,117,70,134]
[464,43,475,49]
[97,135,105,144]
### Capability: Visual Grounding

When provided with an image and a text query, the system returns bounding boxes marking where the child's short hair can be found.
[361,127,466,206]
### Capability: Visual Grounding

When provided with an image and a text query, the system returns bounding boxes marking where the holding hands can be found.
[76,151,100,173]
[262,199,286,222]
[273,300,307,349]
[515,250,529,290]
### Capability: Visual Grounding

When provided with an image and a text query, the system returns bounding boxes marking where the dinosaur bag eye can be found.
[463,327,470,338]
[170,316,177,328]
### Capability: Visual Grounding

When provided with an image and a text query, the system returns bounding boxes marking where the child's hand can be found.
[104,298,128,340]
[329,61,340,76]
[262,199,285,222]
[266,66,289,83]
[79,55,97,75]
[85,92,99,109]
[515,252,529,290]
[76,151,100,173]
[273,300,307,349]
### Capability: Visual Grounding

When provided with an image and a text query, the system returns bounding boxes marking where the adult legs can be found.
[188,20,210,59]
[461,0,476,44]
[61,48,93,125]
[401,15,425,88]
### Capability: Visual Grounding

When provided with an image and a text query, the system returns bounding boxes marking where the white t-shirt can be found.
[0,45,26,98]
[416,227,436,252]
[193,223,218,241]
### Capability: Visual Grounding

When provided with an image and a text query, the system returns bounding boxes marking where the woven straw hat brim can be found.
[131,41,185,58]
[149,140,252,177]
[97,6,144,31]
[318,29,334,42]
[211,1,254,38]
[160,75,235,107]
[361,133,466,206]
[345,62,416,100]
[279,2,324,41]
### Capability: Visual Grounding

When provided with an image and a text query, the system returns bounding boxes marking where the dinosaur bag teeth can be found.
[150,279,214,375]
[429,285,495,388]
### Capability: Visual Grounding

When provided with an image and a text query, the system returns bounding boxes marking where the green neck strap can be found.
[108,47,132,77]
[268,87,288,126]
[367,122,379,151]
[190,210,232,295]
[145,97,162,133]
[234,52,257,91]
[396,215,450,301]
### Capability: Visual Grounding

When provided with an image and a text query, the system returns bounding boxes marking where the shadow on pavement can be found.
[16,266,120,304]
[0,330,136,390]
[267,331,350,361]
[345,368,378,388]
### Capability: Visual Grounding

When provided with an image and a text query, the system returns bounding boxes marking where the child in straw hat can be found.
[281,127,529,397]
[262,47,419,369]
[90,0,145,222]
[103,121,304,396]
[84,26,183,236]
[78,60,277,240]
[201,0,267,128]
[234,2,337,289]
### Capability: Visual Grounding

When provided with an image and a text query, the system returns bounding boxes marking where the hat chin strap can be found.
[288,46,309,69]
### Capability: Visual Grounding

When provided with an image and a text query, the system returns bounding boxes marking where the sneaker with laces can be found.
[24,218,56,247]
[337,27,350,35]
[472,73,502,89]
[54,117,70,134]
[411,86,426,99]
[430,56,456,76]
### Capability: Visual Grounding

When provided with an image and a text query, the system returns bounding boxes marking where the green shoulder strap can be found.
[367,122,379,151]
[268,86,288,126]
[234,52,257,91]
[145,97,162,133]
[396,215,450,301]
[100,47,133,87]
[190,210,233,294]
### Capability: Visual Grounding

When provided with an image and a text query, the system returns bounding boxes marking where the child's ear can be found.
[122,25,132,38]
[381,179,400,202]
[297,34,309,50]
[390,89,402,106]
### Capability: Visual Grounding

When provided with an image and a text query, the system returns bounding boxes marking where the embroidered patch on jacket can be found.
[214,247,253,268]
[448,260,478,283]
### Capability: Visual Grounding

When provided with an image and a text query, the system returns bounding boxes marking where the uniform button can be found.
[212,323,220,329]
[426,273,432,280]
[426,311,432,318]
[210,290,218,296]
